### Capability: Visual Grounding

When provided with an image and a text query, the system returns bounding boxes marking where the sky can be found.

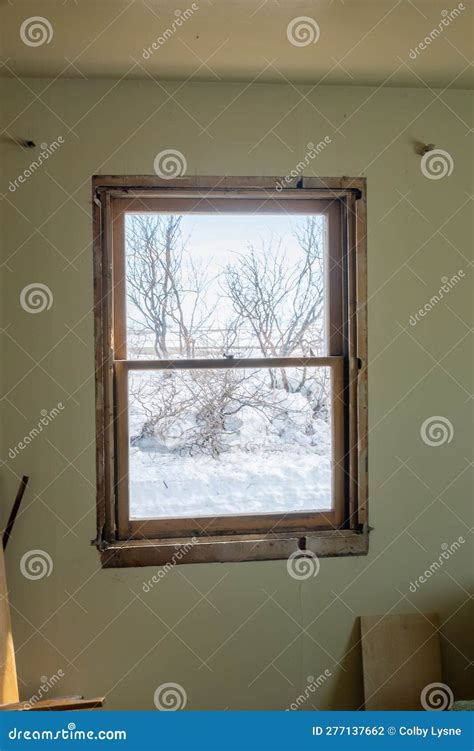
[124,212,327,355]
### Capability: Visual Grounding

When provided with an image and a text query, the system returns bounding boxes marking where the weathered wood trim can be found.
[101,529,369,567]
[111,202,127,360]
[128,513,339,540]
[356,188,369,526]
[327,201,344,356]
[93,176,369,563]
[114,361,130,539]
[92,175,365,197]
[93,191,116,543]
[116,356,339,371]
[332,358,345,527]
[110,196,342,215]
[92,192,105,544]
[346,193,359,528]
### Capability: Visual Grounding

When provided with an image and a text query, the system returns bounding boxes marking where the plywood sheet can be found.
[0,548,19,705]
[361,613,442,710]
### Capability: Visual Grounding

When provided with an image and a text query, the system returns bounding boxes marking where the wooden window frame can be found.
[92,176,368,567]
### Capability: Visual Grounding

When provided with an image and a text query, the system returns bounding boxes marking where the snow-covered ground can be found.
[128,369,333,519]
[129,444,332,519]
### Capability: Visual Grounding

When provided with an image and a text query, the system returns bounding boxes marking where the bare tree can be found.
[223,217,326,391]
[126,214,211,358]
[129,368,310,458]
[128,215,331,459]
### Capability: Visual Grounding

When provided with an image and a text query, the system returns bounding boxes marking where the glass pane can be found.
[124,213,328,359]
[128,366,333,519]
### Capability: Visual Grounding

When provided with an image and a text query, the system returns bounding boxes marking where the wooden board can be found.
[0,696,105,712]
[361,613,442,710]
[0,547,19,704]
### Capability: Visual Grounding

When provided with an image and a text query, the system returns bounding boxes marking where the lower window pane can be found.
[127,366,333,519]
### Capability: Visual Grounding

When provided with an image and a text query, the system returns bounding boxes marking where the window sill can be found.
[99,529,369,567]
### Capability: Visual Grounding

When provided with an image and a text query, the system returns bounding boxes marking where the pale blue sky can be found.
[125,212,327,352]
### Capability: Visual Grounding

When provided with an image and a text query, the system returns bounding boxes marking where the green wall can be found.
[1,79,472,709]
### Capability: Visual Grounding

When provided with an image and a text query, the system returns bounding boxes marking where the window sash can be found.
[111,197,344,362]
[114,357,345,539]
[111,197,346,538]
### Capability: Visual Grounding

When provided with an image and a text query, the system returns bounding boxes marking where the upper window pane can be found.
[124,213,328,359]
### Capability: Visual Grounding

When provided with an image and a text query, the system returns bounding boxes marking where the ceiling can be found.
[1,0,473,88]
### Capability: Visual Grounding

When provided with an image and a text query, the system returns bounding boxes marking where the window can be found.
[93,177,368,566]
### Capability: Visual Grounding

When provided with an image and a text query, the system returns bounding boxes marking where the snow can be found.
[128,371,333,519]
[129,446,332,519]
[124,212,333,520]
